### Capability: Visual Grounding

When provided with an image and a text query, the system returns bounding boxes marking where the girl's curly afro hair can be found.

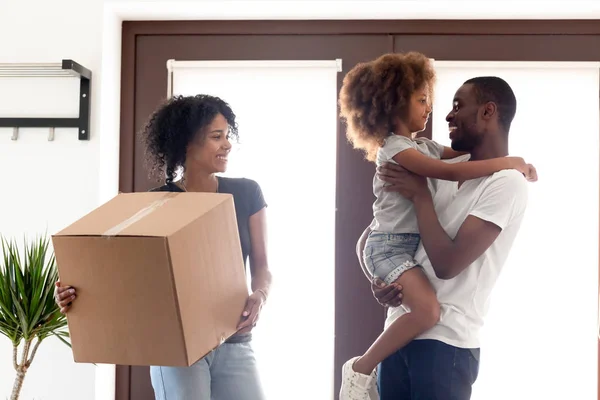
[338,52,435,162]
[140,94,239,184]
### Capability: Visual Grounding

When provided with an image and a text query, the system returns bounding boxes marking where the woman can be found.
[54,94,271,400]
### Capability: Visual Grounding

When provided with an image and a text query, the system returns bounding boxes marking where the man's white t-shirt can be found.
[385,155,529,349]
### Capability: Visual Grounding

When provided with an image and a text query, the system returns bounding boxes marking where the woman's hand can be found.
[236,290,267,334]
[54,281,77,314]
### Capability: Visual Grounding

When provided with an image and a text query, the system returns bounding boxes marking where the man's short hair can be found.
[464,76,517,131]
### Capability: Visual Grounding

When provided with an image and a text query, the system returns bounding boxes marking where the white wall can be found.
[1,1,599,399]
[0,0,104,399]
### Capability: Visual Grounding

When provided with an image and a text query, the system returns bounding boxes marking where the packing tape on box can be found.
[102,192,179,237]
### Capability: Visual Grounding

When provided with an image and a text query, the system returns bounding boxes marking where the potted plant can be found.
[0,235,70,400]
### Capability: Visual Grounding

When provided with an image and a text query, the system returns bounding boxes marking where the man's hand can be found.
[371,278,403,308]
[377,162,429,201]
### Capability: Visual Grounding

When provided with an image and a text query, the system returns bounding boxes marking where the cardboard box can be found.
[52,192,249,367]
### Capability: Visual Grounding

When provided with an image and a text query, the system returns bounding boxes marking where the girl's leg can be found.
[150,353,213,400]
[353,267,439,374]
[210,342,266,400]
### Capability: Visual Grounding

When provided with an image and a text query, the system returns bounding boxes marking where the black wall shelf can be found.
[0,59,92,140]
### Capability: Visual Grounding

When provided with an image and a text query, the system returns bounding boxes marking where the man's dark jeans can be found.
[378,339,480,400]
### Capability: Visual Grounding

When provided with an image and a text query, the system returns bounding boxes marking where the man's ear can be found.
[481,101,497,121]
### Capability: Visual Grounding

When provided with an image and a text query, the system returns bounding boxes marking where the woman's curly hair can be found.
[140,94,239,184]
[339,52,436,162]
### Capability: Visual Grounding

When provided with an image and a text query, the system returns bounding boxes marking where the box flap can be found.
[54,192,233,237]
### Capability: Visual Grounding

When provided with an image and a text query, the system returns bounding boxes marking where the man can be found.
[357,76,534,399]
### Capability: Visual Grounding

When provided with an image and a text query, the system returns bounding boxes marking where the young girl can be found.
[337,52,534,400]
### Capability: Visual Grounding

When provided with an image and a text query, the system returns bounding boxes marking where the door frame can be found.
[119,19,600,400]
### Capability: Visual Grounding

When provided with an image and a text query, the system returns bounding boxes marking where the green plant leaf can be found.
[0,234,71,356]
[9,289,29,336]
[52,332,72,348]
